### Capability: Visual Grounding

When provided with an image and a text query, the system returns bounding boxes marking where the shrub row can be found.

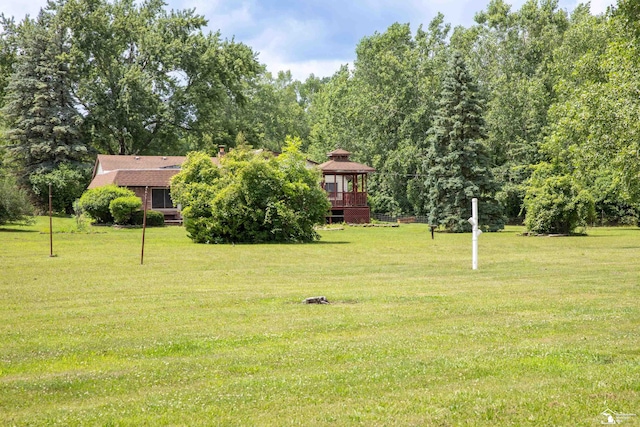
[77,185,165,226]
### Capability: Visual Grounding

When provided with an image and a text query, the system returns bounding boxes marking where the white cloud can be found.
[258,54,349,81]
[193,1,254,36]
[249,17,327,56]
[589,0,616,15]
[1,0,620,82]
[2,0,47,21]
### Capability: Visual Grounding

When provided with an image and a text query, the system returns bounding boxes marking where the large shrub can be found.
[77,185,136,224]
[524,163,595,234]
[109,196,142,224]
[172,137,331,243]
[29,164,91,214]
[0,176,35,225]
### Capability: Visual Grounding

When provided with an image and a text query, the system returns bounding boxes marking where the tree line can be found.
[1,0,639,233]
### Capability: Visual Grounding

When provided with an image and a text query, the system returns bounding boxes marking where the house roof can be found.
[88,169,182,189]
[88,152,327,190]
[95,155,191,173]
[89,154,221,189]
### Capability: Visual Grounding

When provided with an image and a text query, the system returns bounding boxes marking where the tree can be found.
[28,163,91,213]
[237,71,310,153]
[60,0,260,155]
[0,15,18,107]
[535,12,640,224]
[2,9,89,194]
[616,0,640,41]
[414,51,503,232]
[523,163,595,234]
[447,0,571,223]
[0,175,34,225]
[307,17,451,215]
[171,138,330,244]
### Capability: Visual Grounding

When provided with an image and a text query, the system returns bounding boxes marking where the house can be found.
[88,148,375,224]
[88,154,220,222]
[319,149,376,224]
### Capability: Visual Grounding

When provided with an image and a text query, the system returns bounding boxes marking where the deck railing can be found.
[327,191,368,208]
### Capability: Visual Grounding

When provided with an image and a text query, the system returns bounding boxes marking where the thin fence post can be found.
[141,187,148,265]
[49,183,54,257]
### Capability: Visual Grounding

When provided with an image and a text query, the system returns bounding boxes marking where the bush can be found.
[77,185,136,224]
[109,196,142,224]
[29,164,91,214]
[130,210,165,227]
[0,176,35,225]
[524,164,595,234]
[173,138,331,243]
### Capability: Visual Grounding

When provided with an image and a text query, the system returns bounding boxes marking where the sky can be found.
[2,0,617,81]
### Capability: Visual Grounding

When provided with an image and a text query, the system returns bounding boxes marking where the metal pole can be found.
[141,187,148,265]
[472,198,478,270]
[49,183,53,257]
[468,198,481,270]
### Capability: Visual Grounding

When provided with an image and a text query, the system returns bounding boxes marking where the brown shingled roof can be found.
[89,154,221,189]
[95,155,189,172]
[318,160,375,173]
[327,148,351,156]
[88,169,182,189]
[318,148,375,173]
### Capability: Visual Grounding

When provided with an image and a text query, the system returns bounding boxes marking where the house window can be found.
[151,188,173,209]
[325,182,337,193]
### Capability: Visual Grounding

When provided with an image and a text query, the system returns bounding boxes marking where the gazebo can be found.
[318,149,375,223]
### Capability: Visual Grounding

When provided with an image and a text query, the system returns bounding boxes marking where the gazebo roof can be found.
[318,149,375,174]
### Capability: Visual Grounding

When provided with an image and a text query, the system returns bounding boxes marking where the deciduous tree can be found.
[60,0,260,155]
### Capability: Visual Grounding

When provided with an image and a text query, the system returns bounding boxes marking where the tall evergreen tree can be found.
[0,15,18,108]
[2,10,87,183]
[414,51,504,232]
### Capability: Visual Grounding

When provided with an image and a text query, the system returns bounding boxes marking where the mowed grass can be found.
[0,218,638,426]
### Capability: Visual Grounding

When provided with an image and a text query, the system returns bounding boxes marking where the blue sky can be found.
[3,0,616,81]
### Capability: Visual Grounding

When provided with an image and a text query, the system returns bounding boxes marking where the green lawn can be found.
[1,218,638,426]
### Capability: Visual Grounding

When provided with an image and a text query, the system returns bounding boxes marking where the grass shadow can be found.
[0,227,38,233]
[314,240,350,245]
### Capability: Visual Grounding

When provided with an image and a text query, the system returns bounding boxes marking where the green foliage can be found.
[523,163,595,234]
[534,14,640,225]
[413,51,504,232]
[2,9,88,187]
[0,15,18,106]
[145,210,165,227]
[307,18,451,214]
[109,196,142,225]
[236,71,311,152]
[130,209,164,227]
[616,0,640,41]
[28,163,91,213]
[0,176,34,225]
[77,185,136,224]
[4,0,638,234]
[57,0,259,155]
[453,0,571,220]
[170,151,221,221]
[173,137,330,243]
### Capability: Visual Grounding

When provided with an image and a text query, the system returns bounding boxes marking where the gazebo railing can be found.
[327,191,368,207]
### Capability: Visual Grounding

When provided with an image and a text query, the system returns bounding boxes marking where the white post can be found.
[468,198,482,270]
